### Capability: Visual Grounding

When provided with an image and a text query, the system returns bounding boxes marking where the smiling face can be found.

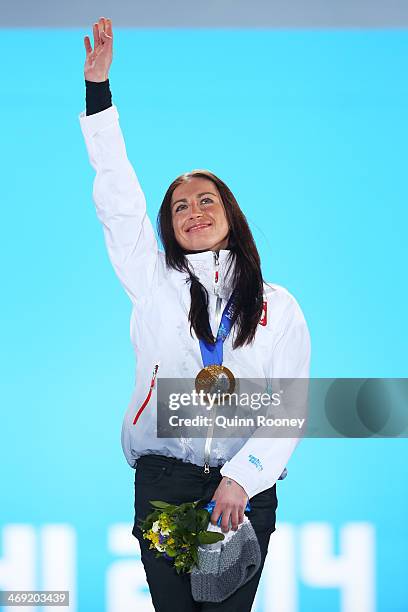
[170,177,230,253]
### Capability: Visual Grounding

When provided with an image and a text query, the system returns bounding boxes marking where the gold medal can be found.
[195,364,236,399]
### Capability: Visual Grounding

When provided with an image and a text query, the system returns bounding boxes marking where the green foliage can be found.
[148,500,175,509]
[196,508,211,531]
[139,498,225,573]
[197,531,225,544]
[138,509,161,532]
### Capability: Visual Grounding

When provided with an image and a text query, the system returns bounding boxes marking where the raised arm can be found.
[79,17,159,303]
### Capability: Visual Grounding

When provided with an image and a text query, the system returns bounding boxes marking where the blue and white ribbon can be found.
[203,499,252,527]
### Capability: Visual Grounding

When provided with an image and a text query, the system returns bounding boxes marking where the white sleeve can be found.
[79,105,159,304]
[220,292,311,499]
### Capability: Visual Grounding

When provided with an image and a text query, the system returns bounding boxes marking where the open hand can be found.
[84,16,113,83]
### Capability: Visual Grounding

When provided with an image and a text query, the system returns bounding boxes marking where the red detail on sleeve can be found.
[132,387,154,425]
[259,300,267,326]
[215,271,219,283]
[132,366,159,425]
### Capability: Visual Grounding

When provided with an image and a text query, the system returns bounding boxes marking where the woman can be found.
[80,17,311,611]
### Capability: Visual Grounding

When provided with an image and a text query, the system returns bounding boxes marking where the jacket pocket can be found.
[132,362,160,425]
[135,463,167,486]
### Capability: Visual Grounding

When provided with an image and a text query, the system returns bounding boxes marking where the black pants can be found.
[132,454,278,612]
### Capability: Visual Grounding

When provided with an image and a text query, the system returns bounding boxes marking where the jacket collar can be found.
[184,249,235,299]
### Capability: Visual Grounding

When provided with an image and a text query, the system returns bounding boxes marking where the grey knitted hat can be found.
[190,516,261,603]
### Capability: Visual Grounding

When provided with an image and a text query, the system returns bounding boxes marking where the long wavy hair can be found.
[157,170,264,349]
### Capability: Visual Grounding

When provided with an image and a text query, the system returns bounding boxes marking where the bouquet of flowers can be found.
[138,499,226,574]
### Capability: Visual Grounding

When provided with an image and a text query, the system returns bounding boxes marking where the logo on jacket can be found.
[248,454,263,471]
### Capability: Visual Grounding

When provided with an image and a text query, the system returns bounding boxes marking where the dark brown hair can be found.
[157,169,264,349]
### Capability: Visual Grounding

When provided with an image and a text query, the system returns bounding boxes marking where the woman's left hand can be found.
[210,476,249,532]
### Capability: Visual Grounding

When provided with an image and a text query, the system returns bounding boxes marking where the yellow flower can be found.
[159,515,171,530]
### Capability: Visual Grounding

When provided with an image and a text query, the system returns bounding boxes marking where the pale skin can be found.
[171,178,230,253]
[84,17,249,532]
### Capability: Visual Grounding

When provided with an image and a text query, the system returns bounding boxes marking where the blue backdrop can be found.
[0,29,407,611]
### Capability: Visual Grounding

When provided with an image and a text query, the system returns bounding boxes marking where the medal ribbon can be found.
[199,292,236,367]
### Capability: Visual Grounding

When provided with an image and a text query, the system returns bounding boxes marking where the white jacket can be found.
[79,104,311,499]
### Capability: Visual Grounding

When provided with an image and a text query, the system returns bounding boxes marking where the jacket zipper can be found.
[203,251,222,474]
[132,362,160,425]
